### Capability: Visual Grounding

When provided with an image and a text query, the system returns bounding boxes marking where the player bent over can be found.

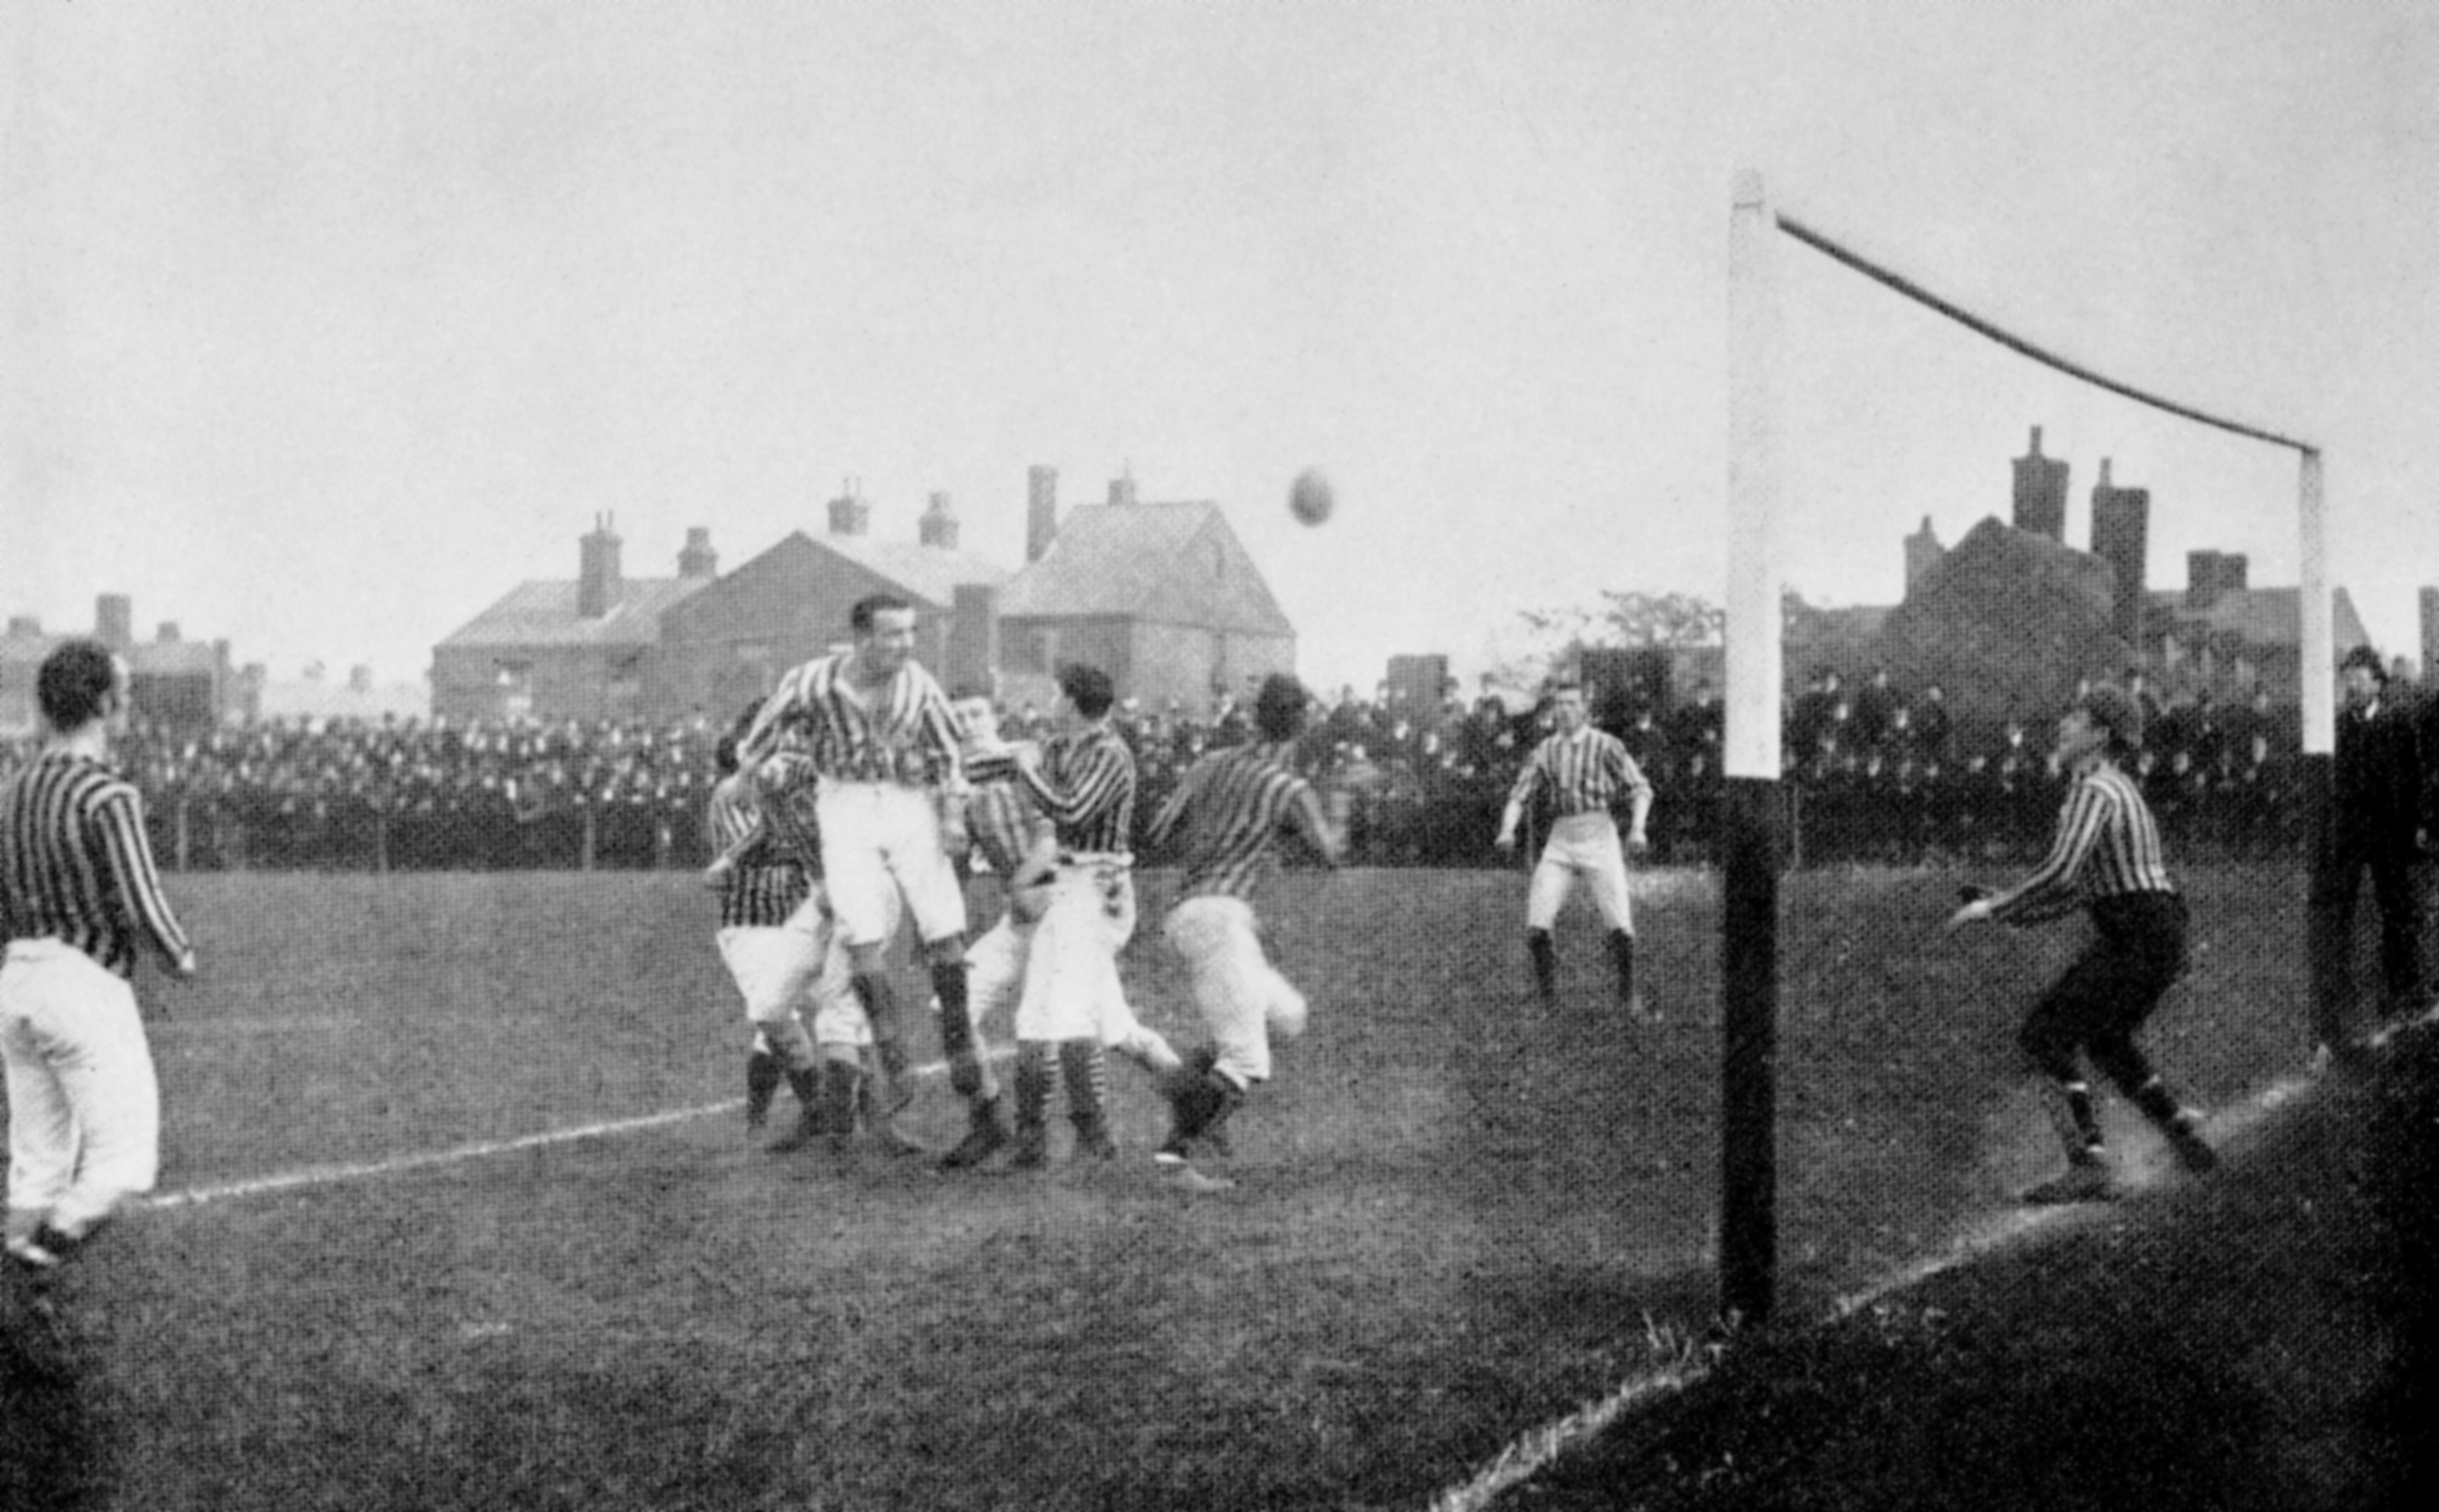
[706,709,884,1152]
[1001,663,1186,1169]
[740,593,1006,1164]
[1144,673,1345,1191]
[1947,685,2218,1204]
[1495,678,1657,1020]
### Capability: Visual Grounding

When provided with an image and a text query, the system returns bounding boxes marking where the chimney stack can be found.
[2011,424,2069,543]
[578,514,623,618]
[6,615,39,638]
[1903,516,1945,597]
[678,526,718,579]
[157,623,180,643]
[828,478,871,537]
[2185,551,2248,609]
[2088,459,2151,649]
[1107,470,1139,507]
[1026,465,1059,563]
[95,594,133,649]
[920,491,959,550]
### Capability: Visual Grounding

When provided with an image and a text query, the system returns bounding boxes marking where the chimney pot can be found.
[578,517,624,617]
[1026,464,1061,563]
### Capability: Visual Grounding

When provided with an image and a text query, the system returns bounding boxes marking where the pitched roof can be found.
[438,577,712,649]
[809,532,1011,607]
[2148,586,2371,651]
[999,502,1294,636]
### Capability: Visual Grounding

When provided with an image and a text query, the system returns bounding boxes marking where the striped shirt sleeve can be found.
[1505,745,1548,811]
[1019,730,1135,854]
[89,787,191,968]
[1988,766,2172,925]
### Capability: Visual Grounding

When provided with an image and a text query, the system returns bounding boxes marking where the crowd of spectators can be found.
[0,663,2341,874]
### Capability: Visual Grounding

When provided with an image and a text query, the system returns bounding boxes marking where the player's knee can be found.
[761,1018,819,1071]
[1268,989,1309,1042]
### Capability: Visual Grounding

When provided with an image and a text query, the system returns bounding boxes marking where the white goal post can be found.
[1718,170,2333,1326]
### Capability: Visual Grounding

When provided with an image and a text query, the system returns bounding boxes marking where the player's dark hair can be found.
[37,639,119,730]
[1056,663,1115,720]
[850,593,913,635]
[948,680,996,703]
[1254,673,1308,743]
[1545,678,1585,698]
[715,701,762,776]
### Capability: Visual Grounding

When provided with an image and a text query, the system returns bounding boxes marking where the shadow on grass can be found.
[1503,1026,2439,1512]
[2,1274,109,1511]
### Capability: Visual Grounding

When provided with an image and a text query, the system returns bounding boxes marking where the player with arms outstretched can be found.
[1948,685,2218,1204]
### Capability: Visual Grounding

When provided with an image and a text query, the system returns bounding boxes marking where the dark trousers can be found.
[2017,892,2189,1095]
[2310,840,2425,1042]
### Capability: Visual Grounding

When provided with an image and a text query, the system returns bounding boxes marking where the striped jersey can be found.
[1020,724,1136,855]
[956,748,1046,879]
[743,652,963,789]
[706,773,812,929]
[1149,743,1328,901]
[1508,727,1651,819]
[1988,762,2175,926]
[1,751,194,979]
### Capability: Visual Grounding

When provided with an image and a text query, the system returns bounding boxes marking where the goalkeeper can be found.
[1947,684,2218,1204]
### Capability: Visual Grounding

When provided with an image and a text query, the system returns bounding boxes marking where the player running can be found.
[738,593,1005,1164]
[1143,673,1345,1191]
[1494,677,1657,1019]
[1947,684,2219,1204]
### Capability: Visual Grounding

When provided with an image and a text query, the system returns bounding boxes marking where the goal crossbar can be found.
[1774,210,2316,455]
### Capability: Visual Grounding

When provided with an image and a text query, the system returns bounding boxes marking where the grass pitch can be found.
[4,863,2313,1509]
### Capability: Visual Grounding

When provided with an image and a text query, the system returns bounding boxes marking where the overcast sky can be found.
[6,1,2434,695]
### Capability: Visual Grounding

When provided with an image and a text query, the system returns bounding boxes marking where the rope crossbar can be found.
[1774,211,2316,455]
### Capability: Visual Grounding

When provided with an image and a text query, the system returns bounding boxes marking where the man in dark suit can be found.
[2311,645,2428,1058]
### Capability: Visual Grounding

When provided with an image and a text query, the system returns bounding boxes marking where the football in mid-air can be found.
[1289,467,1334,526]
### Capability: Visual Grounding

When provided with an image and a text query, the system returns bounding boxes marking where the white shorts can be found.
[2,939,163,1236]
[1162,895,1307,1087]
[817,782,968,948]
[962,912,1032,1031]
[1016,860,1137,1043]
[1526,813,1633,933]
[717,888,877,1049]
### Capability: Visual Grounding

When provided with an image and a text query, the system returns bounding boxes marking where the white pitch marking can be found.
[1420,1064,2325,1512]
[139,1054,983,1212]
